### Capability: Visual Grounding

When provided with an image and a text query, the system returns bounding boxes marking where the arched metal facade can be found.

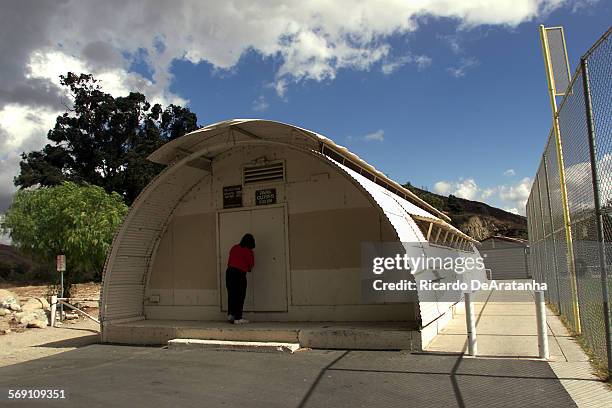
[100,119,479,334]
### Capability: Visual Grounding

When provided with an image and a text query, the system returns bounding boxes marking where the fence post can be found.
[581,56,612,378]
[535,290,550,359]
[59,271,64,322]
[465,292,477,356]
[539,25,582,334]
[50,295,57,327]
[542,153,563,312]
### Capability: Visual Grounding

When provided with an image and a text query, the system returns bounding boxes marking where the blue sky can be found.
[164,2,611,213]
[1,0,610,215]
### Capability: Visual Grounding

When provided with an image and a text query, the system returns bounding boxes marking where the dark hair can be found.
[239,233,255,249]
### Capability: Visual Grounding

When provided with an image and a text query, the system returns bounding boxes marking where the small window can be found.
[243,161,285,185]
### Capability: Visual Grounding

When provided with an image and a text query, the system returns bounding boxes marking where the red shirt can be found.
[227,244,254,273]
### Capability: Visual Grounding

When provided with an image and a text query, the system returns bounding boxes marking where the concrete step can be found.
[167,338,300,353]
[107,321,420,350]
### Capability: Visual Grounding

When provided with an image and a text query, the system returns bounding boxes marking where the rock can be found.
[0,320,9,332]
[0,308,10,317]
[64,312,79,320]
[0,289,20,310]
[16,309,48,328]
[9,303,21,312]
[21,298,44,311]
[36,297,51,311]
[461,216,498,241]
[27,319,47,329]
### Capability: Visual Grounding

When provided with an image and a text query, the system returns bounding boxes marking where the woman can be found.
[226,233,255,324]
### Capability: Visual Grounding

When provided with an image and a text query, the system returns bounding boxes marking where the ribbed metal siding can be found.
[482,247,530,279]
[101,164,205,322]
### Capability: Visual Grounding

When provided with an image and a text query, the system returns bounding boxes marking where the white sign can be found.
[56,255,66,272]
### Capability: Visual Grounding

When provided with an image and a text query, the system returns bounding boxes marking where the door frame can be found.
[215,203,291,312]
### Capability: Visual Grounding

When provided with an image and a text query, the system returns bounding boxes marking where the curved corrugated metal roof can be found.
[332,158,475,243]
[148,119,452,223]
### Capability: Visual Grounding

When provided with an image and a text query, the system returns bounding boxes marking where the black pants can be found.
[226,267,247,320]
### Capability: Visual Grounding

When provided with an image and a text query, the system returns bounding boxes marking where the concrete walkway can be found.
[0,345,578,407]
[426,285,612,407]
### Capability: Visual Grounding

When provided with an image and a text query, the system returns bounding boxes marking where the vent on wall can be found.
[243,162,285,185]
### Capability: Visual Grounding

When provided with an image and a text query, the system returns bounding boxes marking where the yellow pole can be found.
[539,25,581,334]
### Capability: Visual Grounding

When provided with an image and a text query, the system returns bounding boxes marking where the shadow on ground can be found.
[32,334,100,349]
[0,345,578,408]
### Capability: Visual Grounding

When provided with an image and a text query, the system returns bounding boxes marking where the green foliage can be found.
[447,194,464,213]
[403,182,447,211]
[1,182,128,289]
[15,72,199,204]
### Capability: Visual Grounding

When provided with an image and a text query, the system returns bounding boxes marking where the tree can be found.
[448,194,464,213]
[1,182,128,294]
[15,73,199,204]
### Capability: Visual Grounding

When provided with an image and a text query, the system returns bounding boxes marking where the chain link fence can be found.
[527,27,612,377]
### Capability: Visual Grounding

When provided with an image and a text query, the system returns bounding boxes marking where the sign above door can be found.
[223,185,243,209]
[255,188,276,206]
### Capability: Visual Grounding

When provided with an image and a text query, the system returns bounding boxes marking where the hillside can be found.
[0,244,37,282]
[404,183,527,241]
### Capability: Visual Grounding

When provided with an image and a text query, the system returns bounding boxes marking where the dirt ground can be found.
[0,281,101,300]
[0,282,101,365]
[0,318,100,368]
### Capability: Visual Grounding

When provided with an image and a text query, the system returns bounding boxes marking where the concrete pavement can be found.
[426,284,612,407]
[0,345,575,407]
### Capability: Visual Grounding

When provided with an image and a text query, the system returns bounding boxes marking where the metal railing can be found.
[49,295,100,327]
[527,27,612,377]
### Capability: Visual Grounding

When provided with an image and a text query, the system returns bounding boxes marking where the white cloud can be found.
[347,129,386,143]
[27,50,184,107]
[5,0,571,104]
[439,34,463,54]
[0,0,580,214]
[499,177,532,206]
[363,129,385,142]
[381,56,412,75]
[381,54,432,74]
[447,57,480,78]
[433,181,452,195]
[481,188,496,199]
[504,168,516,177]
[434,178,479,200]
[252,95,269,112]
[0,104,58,212]
[433,176,533,215]
[414,56,433,70]
[454,178,480,200]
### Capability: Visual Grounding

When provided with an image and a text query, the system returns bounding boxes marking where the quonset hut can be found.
[101,119,485,348]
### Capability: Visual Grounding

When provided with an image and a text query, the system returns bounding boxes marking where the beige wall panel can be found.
[286,177,371,214]
[175,176,213,216]
[144,289,173,306]
[173,289,219,306]
[172,213,217,290]
[144,144,403,317]
[291,268,361,305]
[283,148,339,183]
[289,208,380,270]
[148,223,173,290]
